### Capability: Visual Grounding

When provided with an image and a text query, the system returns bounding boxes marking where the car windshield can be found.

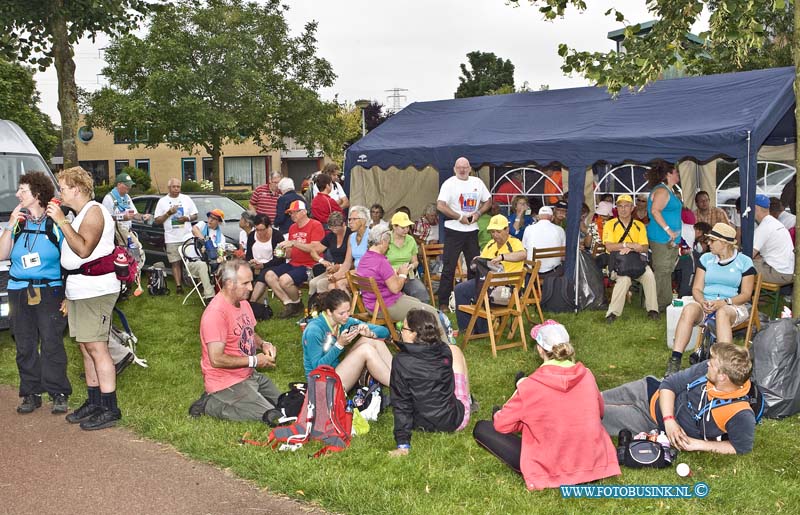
[191,196,245,222]
[0,154,56,214]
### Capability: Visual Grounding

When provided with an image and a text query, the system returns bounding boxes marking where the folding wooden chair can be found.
[519,259,544,324]
[693,273,763,350]
[421,243,467,307]
[347,271,400,342]
[458,270,527,357]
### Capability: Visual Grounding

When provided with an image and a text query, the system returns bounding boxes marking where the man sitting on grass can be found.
[191,259,282,425]
[601,342,756,454]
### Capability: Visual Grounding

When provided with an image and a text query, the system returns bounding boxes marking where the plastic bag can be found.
[751,318,800,419]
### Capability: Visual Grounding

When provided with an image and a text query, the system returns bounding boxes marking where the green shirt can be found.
[478,214,493,248]
[386,234,418,268]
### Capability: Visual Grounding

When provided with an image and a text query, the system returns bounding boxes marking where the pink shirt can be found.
[200,295,258,393]
[356,250,402,311]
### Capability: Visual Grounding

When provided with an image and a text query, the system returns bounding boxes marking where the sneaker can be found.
[51,393,69,414]
[65,400,102,424]
[80,407,122,431]
[648,310,661,321]
[606,314,617,324]
[17,394,42,414]
[188,392,208,418]
[665,356,682,378]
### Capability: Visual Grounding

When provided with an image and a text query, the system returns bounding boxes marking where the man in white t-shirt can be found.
[153,178,199,294]
[753,194,794,285]
[521,206,566,273]
[101,172,151,231]
[184,209,226,300]
[435,157,492,311]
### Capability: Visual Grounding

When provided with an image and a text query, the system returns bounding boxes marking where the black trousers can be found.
[10,286,71,397]
[473,420,522,475]
[436,227,479,307]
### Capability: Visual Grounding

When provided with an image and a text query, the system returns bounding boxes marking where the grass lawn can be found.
[2,284,799,514]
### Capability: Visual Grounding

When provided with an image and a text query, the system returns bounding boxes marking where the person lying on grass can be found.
[602,341,756,455]
[389,308,472,457]
[301,289,392,390]
[473,320,620,490]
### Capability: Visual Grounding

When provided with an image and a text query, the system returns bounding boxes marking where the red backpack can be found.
[246,365,352,457]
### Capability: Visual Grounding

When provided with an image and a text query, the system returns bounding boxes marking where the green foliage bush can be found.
[125,166,152,192]
[181,180,203,192]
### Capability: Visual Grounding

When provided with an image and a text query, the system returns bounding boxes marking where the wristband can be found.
[500,254,504,261]
[248,355,256,368]
[397,444,410,450]
[318,258,324,264]
[662,415,675,423]
[398,274,407,279]
[334,342,344,350]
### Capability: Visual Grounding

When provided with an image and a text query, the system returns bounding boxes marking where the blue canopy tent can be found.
[344,66,796,281]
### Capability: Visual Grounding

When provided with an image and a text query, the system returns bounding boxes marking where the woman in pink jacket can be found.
[473,321,620,490]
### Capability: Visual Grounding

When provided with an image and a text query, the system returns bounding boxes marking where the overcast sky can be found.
[34,0,709,124]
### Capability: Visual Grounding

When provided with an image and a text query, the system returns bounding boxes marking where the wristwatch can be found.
[725,298,733,305]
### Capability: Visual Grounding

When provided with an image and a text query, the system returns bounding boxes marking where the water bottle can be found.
[127,235,135,250]
[345,399,354,413]
[114,251,130,280]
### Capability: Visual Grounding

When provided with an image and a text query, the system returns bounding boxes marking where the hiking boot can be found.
[51,393,69,414]
[262,408,283,427]
[665,356,682,378]
[648,310,661,321]
[175,285,184,295]
[606,314,617,324]
[80,407,122,431]
[66,400,102,424]
[188,392,208,418]
[17,394,42,414]
[279,301,303,319]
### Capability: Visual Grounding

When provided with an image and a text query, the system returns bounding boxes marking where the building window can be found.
[114,160,129,176]
[202,158,214,182]
[78,160,109,185]
[182,158,197,182]
[223,156,266,187]
[114,127,149,144]
[78,126,94,143]
[135,159,150,176]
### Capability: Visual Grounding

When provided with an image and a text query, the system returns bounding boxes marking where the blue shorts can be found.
[265,262,309,286]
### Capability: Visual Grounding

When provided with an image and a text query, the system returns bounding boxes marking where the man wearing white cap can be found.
[261,200,324,318]
[521,206,566,274]
[602,194,659,323]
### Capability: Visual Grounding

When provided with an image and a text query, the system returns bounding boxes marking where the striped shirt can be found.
[250,184,280,220]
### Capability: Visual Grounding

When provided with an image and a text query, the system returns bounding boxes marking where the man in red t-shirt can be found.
[264,200,325,318]
[195,260,281,424]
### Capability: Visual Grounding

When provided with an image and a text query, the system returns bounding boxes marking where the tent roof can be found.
[345,66,796,174]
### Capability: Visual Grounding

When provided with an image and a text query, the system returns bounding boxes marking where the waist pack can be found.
[618,439,676,468]
[70,246,138,284]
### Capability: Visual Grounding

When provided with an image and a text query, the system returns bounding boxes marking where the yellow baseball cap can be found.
[486,214,509,231]
[390,212,413,227]
[616,194,633,205]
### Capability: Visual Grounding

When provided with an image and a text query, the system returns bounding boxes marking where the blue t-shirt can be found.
[697,251,755,301]
[646,184,682,244]
[507,213,533,239]
[9,219,63,289]
[350,229,370,268]
[301,313,389,376]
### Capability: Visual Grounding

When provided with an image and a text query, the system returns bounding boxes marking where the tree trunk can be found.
[794,4,800,312]
[50,2,79,168]
[210,144,222,192]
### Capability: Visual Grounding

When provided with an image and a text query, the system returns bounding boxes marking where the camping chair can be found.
[760,280,792,319]
[693,273,764,350]
[346,271,400,342]
[421,243,467,307]
[179,238,210,307]
[519,259,544,324]
[458,270,527,357]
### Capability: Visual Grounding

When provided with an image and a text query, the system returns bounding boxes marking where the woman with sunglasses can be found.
[389,308,471,457]
[329,205,370,291]
[646,161,683,311]
[301,289,392,390]
[308,211,350,299]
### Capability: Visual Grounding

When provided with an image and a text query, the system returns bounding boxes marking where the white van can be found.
[0,119,59,329]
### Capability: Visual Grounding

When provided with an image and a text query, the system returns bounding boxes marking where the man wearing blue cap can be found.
[753,194,794,285]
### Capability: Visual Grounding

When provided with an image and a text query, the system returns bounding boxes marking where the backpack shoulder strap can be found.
[13,218,60,250]
[711,399,753,432]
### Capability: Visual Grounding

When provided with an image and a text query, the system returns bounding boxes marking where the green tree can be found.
[455,51,516,98]
[86,0,338,191]
[513,0,800,306]
[0,0,155,168]
[0,58,58,159]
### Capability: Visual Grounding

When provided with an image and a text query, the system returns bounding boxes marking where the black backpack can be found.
[147,266,169,296]
[13,217,60,249]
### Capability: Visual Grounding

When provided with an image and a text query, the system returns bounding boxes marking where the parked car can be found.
[0,120,60,330]
[716,163,795,207]
[130,194,246,266]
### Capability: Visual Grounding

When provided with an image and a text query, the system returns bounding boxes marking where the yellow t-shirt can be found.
[481,237,525,273]
[602,218,649,252]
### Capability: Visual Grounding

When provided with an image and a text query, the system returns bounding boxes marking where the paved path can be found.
[0,386,325,515]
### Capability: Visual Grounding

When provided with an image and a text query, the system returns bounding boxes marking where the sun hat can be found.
[390,212,413,227]
[595,201,614,217]
[486,214,509,231]
[706,222,736,244]
[285,200,306,213]
[530,320,569,352]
